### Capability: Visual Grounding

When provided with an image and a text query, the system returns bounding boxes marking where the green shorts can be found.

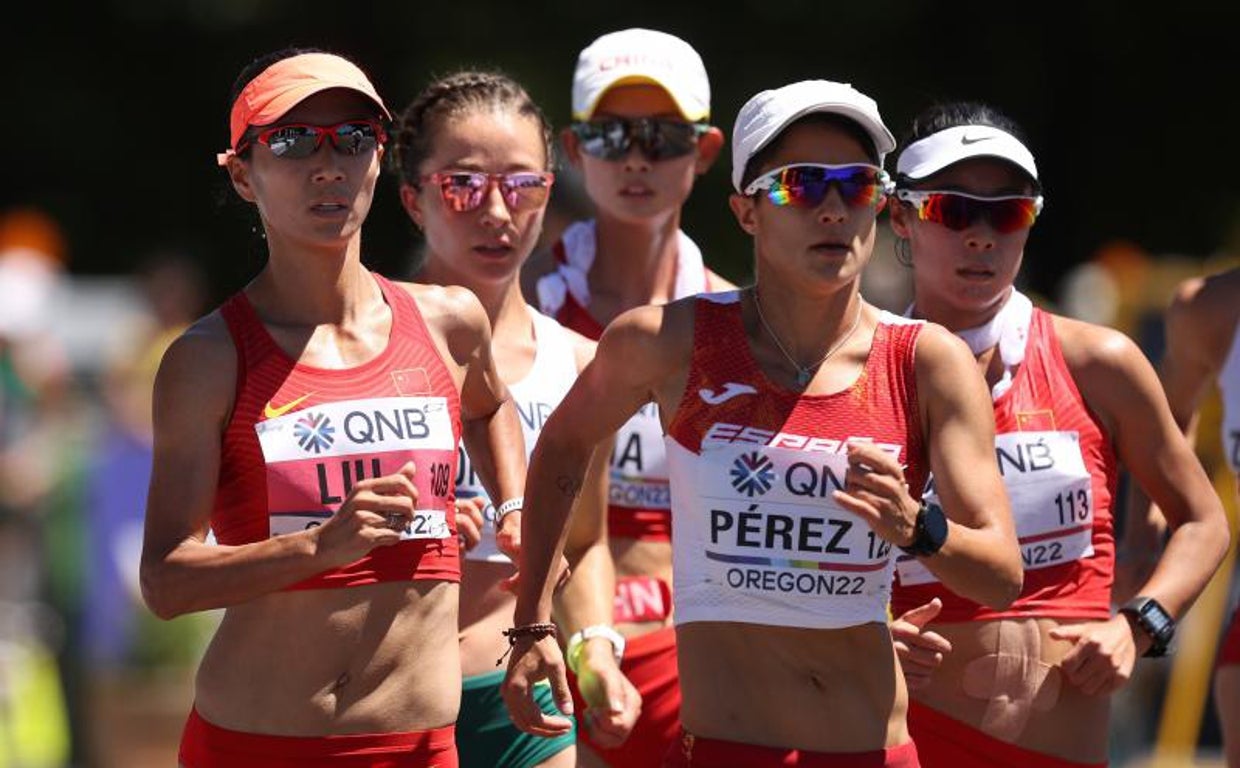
[456,669,576,768]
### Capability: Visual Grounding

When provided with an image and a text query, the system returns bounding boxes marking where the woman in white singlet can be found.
[391,71,641,768]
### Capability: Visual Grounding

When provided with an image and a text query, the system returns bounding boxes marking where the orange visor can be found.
[217,52,391,166]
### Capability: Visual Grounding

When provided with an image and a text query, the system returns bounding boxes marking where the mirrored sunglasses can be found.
[424,171,554,213]
[239,120,386,160]
[744,163,893,208]
[895,190,1043,234]
[571,118,708,162]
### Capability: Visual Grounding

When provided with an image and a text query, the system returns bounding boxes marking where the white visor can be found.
[896,125,1038,183]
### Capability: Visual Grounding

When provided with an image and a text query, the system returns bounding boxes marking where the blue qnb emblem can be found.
[294,412,336,454]
[730,451,774,497]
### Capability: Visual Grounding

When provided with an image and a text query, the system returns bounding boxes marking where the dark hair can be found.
[226,46,330,155]
[390,70,554,187]
[897,102,1038,189]
[740,112,879,191]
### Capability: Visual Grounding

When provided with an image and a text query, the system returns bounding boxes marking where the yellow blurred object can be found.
[0,639,70,768]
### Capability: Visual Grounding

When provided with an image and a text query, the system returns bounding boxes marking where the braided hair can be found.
[391,71,554,186]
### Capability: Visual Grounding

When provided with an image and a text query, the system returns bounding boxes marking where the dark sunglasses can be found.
[237,120,387,160]
[744,163,893,208]
[895,190,1043,234]
[571,118,709,162]
[423,171,554,213]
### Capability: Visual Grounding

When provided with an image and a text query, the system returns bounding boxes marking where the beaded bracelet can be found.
[495,622,557,666]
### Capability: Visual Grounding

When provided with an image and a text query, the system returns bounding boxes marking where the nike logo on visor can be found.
[264,392,315,419]
[699,383,758,405]
[961,134,995,145]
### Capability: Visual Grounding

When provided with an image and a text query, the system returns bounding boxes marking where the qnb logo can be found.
[294,412,336,454]
[730,451,774,497]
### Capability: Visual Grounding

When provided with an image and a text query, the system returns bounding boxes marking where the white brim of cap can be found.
[731,101,896,191]
[572,74,709,122]
[896,125,1038,181]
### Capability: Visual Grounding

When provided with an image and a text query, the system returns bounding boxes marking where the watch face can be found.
[1140,600,1175,638]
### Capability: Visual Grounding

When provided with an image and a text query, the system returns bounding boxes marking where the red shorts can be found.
[179,707,458,767]
[1218,604,1240,668]
[907,701,1104,768]
[569,624,681,767]
[663,730,920,767]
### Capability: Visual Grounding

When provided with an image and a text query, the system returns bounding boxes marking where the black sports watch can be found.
[1119,596,1176,657]
[898,501,948,558]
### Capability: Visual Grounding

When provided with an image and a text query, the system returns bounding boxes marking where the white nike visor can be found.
[896,125,1038,183]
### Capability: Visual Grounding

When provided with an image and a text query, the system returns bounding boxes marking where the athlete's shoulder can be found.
[394,281,487,330]
[154,309,237,421]
[1050,312,1149,382]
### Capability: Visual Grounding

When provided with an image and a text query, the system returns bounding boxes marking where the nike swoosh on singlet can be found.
[961,134,995,145]
[263,392,315,419]
[698,383,758,405]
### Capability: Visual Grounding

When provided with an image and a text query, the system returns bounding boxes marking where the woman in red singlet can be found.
[1122,267,1240,768]
[140,48,527,768]
[504,80,1023,767]
[887,101,1230,767]
[521,27,732,767]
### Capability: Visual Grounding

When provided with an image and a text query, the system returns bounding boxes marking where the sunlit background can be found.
[2,2,1238,765]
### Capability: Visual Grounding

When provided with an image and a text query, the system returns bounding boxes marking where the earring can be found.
[894,237,912,267]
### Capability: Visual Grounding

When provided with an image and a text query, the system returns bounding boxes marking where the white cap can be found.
[731,79,895,192]
[896,125,1039,182]
[572,28,710,122]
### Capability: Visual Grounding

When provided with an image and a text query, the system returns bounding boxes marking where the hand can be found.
[312,461,418,568]
[575,641,642,748]
[501,634,575,737]
[833,442,919,547]
[496,508,521,559]
[455,497,486,552]
[1049,616,1141,696]
[891,598,952,691]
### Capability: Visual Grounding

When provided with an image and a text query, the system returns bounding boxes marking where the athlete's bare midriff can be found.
[912,617,1110,763]
[677,621,908,752]
[612,536,674,637]
[458,559,517,678]
[195,580,459,736]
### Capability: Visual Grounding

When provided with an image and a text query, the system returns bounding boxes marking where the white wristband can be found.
[495,496,523,524]
[566,624,626,675]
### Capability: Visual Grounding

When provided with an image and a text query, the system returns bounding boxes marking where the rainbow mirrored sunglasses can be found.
[744,163,893,208]
[895,190,1043,234]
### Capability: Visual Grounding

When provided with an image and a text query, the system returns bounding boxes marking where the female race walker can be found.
[523,28,730,767]
[392,69,639,768]
[505,79,1023,767]
[1122,267,1240,768]
[887,101,1230,767]
[140,49,527,767]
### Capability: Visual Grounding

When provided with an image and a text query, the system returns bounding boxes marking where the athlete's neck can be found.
[910,286,1014,335]
[416,257,534,357]
[749,276,866,368]
[591,210,683,309]
[249,237,376,326]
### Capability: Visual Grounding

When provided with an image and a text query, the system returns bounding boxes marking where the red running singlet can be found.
[893,308,1116,621]
[214,272,462,589]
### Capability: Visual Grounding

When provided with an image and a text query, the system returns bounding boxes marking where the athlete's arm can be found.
[906,324,1023,608]
[411,283,527,557]
[503,301,690,736]
[1049,316,1229,694]
[1118,276,1228,601]
[140,316,415,619]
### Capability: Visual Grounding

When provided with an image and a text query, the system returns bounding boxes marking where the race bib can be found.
[610,402,671,510]
[256,396,456,542]
[897,430,1093,585]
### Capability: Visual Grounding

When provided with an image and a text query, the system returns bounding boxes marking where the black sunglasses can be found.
[571,118,708,162]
